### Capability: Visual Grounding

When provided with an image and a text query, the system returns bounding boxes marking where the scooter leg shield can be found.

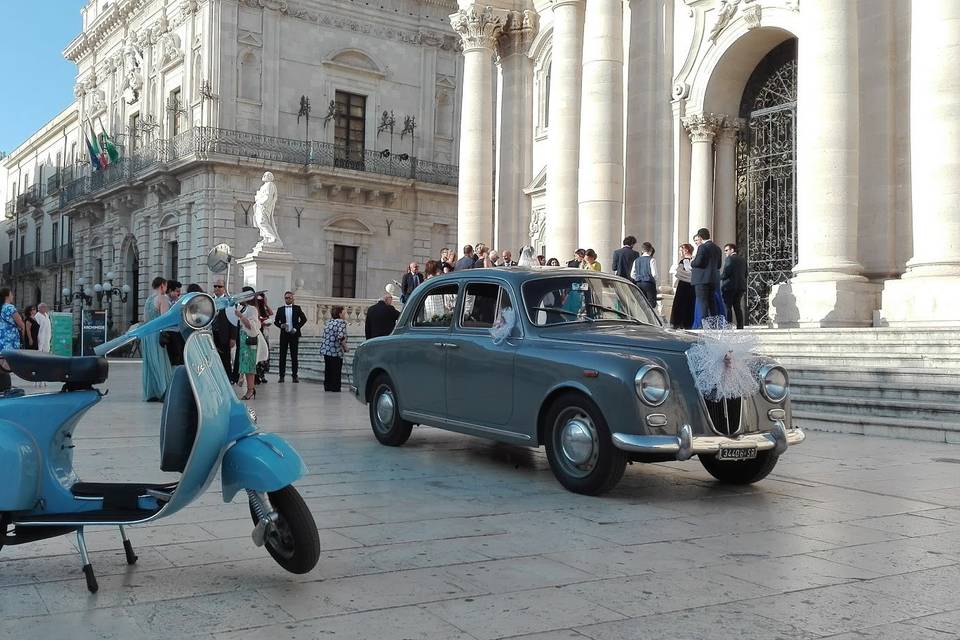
[221,434,308,503]
[0,423,41,511]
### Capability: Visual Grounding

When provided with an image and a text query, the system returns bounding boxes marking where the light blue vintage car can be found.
[351,268,804,495]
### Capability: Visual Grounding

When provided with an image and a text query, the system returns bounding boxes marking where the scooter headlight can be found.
[759,364,789,403]
[183,293,216,329]
[635,365,670,406]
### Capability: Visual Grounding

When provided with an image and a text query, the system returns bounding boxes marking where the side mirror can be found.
[207,244,233,274]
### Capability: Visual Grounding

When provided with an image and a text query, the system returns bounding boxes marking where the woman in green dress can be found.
[237,286,266,400]
[142,277,173,401]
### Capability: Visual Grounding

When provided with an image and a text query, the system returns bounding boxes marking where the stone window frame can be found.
[533,43,552,140]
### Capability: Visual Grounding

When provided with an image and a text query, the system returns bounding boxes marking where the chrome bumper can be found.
[349,385,360,401]
[612,421,805,461]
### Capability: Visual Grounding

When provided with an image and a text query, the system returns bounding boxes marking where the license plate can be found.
[717,446,757,461]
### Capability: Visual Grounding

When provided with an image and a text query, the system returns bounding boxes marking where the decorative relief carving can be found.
[682,113,725,143]
[708,0,740,43]
[497,9,539,59]
[450,6,507,53]
[743,4,762,30]
[672,82,690,100]
[708,0,770,42]
[716,117,745,143]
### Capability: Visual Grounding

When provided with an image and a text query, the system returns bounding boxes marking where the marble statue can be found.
[254,172,283,249]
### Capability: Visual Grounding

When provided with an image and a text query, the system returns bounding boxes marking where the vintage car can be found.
[351,268,804,495]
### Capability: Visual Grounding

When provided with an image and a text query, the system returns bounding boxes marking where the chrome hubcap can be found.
[375,388,395,432]
[554,408,599,478]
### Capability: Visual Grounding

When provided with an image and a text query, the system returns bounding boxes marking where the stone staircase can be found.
[749,328,960,444]
[268,335,364,386]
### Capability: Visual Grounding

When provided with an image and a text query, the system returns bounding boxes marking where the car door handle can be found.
[433,342,446,348]
[444,343,459,350]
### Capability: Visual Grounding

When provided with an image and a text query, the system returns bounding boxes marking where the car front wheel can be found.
[369,374,413,446]
[543,393,627,495]
[699,450,779,484]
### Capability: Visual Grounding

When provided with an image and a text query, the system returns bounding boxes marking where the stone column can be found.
[881,0,960,325]
[778,0,879,327]
[578,0,624,270]
[544,0,585,262]
[683,113,722,238]
[495,11,538,253]
[451,6,506,252]
[713,118,741,248]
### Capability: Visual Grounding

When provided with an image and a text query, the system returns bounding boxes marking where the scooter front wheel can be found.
[248,486,320,574]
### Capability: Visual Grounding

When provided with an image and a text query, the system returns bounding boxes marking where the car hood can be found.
[538,323,700,353]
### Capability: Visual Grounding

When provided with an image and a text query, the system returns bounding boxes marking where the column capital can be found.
[716,117,745,144]
[496,10,540,59]
[450,5,508,54]
[682,113,725,143]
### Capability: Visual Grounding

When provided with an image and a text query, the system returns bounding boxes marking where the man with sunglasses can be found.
[210,279,236,381]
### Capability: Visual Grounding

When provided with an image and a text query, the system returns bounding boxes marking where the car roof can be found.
[435,266,621,284]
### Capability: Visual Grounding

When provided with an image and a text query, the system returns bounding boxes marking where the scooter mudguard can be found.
[0,421,41,511]
[220,433,307,503]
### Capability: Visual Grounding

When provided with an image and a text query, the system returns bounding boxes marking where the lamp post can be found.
[94,271,131,336]
[63,277,92,355]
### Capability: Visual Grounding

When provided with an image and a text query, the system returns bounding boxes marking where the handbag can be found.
[245,335,259,346]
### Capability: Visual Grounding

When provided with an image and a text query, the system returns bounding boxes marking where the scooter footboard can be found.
[221,434,308,503]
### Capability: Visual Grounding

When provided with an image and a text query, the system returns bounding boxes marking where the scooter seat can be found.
[1,350,108,387]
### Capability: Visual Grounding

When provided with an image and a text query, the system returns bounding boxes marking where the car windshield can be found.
[522,275,661,327]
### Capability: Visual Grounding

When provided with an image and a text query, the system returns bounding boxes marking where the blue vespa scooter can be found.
[0,245,320,592]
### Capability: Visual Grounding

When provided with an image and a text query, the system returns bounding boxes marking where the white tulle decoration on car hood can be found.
[686,317,761,401]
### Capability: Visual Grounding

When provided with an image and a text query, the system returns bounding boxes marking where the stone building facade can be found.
[2,0,462,335]
[452,0,960,327]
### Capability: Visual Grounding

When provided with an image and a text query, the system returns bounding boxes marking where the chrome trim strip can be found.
[404,411,533,441]
[612,423,805,457]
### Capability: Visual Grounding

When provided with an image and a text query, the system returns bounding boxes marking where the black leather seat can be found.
[1,350,108,387]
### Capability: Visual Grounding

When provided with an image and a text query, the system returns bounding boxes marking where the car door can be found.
[395,281,459,419]
[444,281,519,428]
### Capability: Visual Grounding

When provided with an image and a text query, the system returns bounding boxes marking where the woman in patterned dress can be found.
[320,306,348,392]
[237,286,267,400]
[142,277,173,402]
[0,288,25,353]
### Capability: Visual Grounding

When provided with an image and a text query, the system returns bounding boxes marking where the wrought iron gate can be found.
[735,40,797,326]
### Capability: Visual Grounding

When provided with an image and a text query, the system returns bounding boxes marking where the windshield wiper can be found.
[528,307,594,322]
[585,303,641,323]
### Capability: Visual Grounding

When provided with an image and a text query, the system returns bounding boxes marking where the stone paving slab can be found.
[1,361,958,639]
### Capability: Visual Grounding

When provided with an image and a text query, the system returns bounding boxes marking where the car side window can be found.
[460,283,516,331]
[412,284,458,328]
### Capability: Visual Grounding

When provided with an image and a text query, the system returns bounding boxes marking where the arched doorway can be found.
[123,241,140,328]
[735,39,797,325]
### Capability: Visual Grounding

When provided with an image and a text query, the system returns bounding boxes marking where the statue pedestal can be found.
[237,244,296,308]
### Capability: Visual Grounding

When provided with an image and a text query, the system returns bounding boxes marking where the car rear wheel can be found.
[369,374,413,446]
[699,450,779,484]
[543,393,627,495]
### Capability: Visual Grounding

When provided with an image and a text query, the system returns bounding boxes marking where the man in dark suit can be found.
[400,262,424,303]
[274,290,308,383]
[210,279,237,382]
[612,236,639,280]
[365,293,401,339]
[690,228,723,320]
[721,243,748,329]
[455,245,477,271]
[501,250,517,267]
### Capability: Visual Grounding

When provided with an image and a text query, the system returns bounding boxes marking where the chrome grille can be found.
[704,397,743,436]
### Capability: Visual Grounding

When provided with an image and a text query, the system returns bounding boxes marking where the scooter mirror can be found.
[207,244,233,274]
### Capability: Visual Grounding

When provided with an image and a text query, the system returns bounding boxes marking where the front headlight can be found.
[635,365,669,406]
[183,293,216,329]
[759,364,789,402]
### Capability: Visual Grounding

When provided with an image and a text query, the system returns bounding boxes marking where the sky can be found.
[0,1,87,154]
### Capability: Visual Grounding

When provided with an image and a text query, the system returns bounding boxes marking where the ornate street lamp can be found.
[63,277,93,355]
[94,271,131,334]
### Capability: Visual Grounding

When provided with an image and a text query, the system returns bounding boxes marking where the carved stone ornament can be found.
[529,208,546,248]
[682,113,725,143]
[708,0,741,43]
[120,34,145,104]
[743,3,762,29]
[450,6,507,53]
[158,30,184,68]
[716,117,745,143]
[672,81,690,100]
[497,9,539,59]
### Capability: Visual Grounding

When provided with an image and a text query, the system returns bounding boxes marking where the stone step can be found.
[774,353,960,369]
[792,378,960,403]
[792,410,960,444]
[748,328,960,339]
[755,342,960,355]
[783,365,960,386]
[791,392,960,422]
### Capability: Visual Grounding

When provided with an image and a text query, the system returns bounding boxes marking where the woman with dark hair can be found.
[186,283,204,293]
[546,258,561,267]
[142,277,173,401]
[424,259,441,279]
[23,306,39,350]
[631,242,659,309]
[320,306,348,392]
[0,288,25,352]
[254,291,274,385]
[236,286,267,400]
[670,243,696,329]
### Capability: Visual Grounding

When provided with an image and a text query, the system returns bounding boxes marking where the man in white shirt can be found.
[274,291,307,383]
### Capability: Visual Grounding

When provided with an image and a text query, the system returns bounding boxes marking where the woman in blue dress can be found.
[142,277,173,402]
[692,288,727,329]
[0,288,25,352]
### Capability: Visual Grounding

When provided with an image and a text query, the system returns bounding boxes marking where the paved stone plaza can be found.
[1,362,958,640]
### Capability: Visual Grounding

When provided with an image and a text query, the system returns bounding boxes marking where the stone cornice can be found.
[450,6,508,53]
[64,0,150,62]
